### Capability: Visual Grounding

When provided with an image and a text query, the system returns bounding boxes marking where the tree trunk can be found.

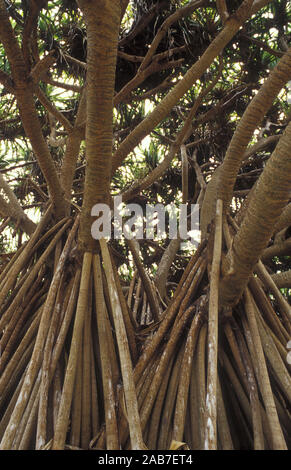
[78,0,121,252]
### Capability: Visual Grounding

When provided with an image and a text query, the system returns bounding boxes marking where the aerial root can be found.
[0,215,290,450]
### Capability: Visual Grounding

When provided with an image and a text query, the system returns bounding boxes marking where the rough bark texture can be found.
[78,0,121,251]
[0,0,66,217]
[0,173,36,235]
[271,270,291,288]
[217,47,291,211]
[60,89,86,208]
[219,121,291,306]
[201,48,291,239]
[273,202,291,233]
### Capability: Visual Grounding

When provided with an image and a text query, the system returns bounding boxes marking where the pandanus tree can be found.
[0,0,290,450]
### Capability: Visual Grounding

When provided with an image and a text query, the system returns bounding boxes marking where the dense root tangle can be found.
[0,208,290,450]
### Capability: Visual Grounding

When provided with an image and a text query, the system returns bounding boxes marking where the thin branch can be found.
[34,86,73,133]
[30,51,56,82]
[216,0,229,24]
[21,0,48,69]
[273,202,291,233]
[240,33,284,58]
[114,58,184,106]
[113,2,252,173]
[241,135,280,167]
[255,261,291,325]
[138,0,206,73]
[60,89,86,205]
[93,255,119,449]
[63,54,87,70]
[120,57,223,201]
[119,1,169,47]
[43,76,83,94]
[0,172,36,235]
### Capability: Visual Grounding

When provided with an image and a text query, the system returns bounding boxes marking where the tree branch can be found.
[120,58,223,202]
[216,0,229,24]
[0,172,36,235]
[33,86,73,133]
[217,47,291,212]
[219,120,291,306]
[112,1,255,174]
[60,89,86,209]
[0,0,66,216]
[29,50,56,82]
[138,0,207,73]
[273,202,291,234]
[271,270,291,288]
[21,0,48,70]
[114,58,184,106]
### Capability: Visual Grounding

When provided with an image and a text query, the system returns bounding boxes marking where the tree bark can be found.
[60,89,86,209]
[271,270,291,288]
[219,121,291,306]
[217,47,291,212]
[78,0,121,251]
[0,0,66,217]
[273,202,291,233]
[0,173,36,235]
